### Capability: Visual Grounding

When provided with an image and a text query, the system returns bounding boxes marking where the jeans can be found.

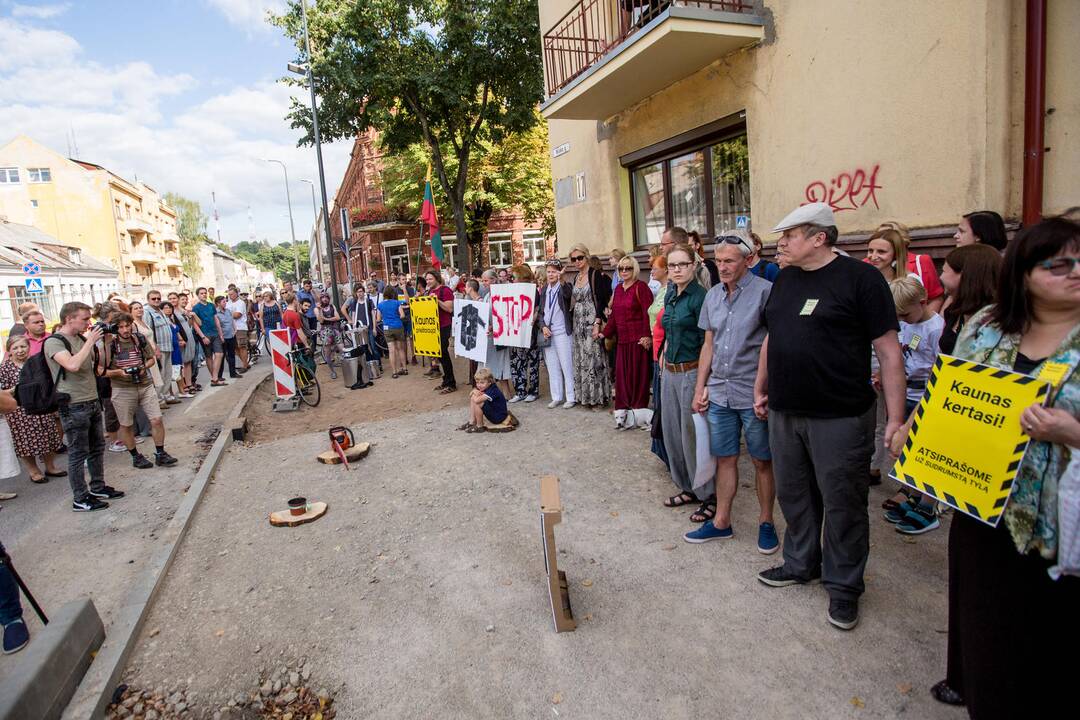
[222,336,238,378]
[0,541,23,626]
[438,325,456,388]
[58,401,107,502]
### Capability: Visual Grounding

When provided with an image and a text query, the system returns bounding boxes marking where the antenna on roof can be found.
[71,126,80,159]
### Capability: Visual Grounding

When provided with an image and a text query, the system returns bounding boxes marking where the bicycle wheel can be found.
[294,364,321,407]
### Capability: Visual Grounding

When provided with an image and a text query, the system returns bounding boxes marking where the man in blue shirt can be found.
[192,287,223,385]
[296,279,317,335]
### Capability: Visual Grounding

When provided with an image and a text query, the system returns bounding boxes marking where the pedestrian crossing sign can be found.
[24,277,44,294]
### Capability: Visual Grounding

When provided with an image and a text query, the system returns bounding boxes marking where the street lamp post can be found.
[263,158,301,282]
[299,178,322,284]
[289,0,341,311]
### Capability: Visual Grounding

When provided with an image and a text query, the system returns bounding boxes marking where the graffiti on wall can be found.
[803,164,882,213]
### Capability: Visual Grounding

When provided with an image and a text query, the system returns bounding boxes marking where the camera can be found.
[123,366,143,382]
[94,321,119,335]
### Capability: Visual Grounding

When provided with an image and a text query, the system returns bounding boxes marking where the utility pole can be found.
[264,159,300,282]
[299,179,323,285]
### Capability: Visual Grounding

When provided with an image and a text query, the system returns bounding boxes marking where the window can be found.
[574,172,586,202]
[0,168,20,184]
[68,249,81,264]
[522,232,546,264]
[440,238,468,271]
[28,167,51,183]
[30,199,38,208]
[627,127,750,245]
[487,234,513,267]
[8,285,56,320]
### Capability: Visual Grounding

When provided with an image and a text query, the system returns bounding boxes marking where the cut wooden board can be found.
[315,442,370,465]
[269,501,328,527]
[540,475,576,633]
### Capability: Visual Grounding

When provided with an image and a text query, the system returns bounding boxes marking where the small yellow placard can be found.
[799,299,819,316]
[409,296,442,358]
[1037,361,1070,389]
[890,355,1051,526]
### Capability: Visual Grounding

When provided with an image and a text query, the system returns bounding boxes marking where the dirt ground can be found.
[121,361,960,720]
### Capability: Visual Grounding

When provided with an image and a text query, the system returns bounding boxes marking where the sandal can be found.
[439,386,457,394]
[392,372,399,379]
[465,425,487,433]
[664,492,696,508]
[457,422,474,431]
[690,499,717,523]
[881,489,912,512]
[30,475,48,484]
[45,470,67,478]
[400,369,408,376]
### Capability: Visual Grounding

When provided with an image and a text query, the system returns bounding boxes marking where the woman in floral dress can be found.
[567,243,612,407]
[0,335,64,483]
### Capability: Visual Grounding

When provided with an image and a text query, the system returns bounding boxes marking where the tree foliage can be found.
[230,240,311,283]
[164,192,206,279]
[380,109,555,257]
[271,0,544,260]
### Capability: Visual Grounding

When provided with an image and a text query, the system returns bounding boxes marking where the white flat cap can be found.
[772,202,836,233]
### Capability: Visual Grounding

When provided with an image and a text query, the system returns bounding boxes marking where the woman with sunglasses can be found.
[567,244,613,408]
[893,214,1079,716]
[598,253,653,413]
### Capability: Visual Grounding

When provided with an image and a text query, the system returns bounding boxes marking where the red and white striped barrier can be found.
[269,329,295,398]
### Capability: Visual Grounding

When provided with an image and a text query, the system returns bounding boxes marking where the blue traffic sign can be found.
[24,277,44,294]
[736,215,749,228]
[21,262,40,276]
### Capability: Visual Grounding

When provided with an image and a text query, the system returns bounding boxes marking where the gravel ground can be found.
[122,368,959,720]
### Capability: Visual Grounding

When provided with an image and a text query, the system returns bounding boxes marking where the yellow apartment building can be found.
[538,0,1079,259]
[0,135,185,291]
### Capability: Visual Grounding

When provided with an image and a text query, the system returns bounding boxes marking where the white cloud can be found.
[1,14,351,247]
[10,2,71,20]
[0,14,78,69]
[202,0,284,32]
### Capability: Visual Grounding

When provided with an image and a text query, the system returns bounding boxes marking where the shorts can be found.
[235,333,249,348]
[208,336,224,354]
[385,327,405,342]
[707,402,771,460]
[112,383,162,426]
[481,402,508,425]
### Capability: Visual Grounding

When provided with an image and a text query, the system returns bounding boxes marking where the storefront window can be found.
[711,136,751,234]
[669,150,708,237]
[632,162,666,245]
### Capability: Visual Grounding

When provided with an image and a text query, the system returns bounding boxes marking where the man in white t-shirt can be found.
[225,287,250,371]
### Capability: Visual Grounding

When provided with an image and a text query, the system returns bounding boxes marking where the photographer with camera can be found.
[44,302,124,512]
[103,312,178,470]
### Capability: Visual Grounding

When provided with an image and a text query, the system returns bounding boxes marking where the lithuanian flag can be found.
[420,174,444,268]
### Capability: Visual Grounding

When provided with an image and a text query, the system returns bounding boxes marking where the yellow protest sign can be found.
[890,355,1051,526]
[409,296,441,358]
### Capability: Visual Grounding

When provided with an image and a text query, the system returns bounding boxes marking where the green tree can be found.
[271,0,543,263]
[164,192,206,279]
[380,110,555,265]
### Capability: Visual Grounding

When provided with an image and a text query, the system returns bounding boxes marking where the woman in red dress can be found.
[599,254,654,410]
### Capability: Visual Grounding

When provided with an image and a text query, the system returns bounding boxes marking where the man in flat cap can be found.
[752,202,906,630]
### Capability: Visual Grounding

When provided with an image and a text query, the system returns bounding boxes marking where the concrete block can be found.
[0,598,104,720]
[229,416,248,441]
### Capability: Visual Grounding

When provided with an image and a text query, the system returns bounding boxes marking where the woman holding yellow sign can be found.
[907,215,1080,717]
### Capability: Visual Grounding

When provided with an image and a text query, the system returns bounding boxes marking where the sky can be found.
[0,0,353,247]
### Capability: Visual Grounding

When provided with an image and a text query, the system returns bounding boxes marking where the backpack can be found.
[16,335,71,415]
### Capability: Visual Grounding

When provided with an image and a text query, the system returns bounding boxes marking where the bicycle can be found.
[289,348,321,407]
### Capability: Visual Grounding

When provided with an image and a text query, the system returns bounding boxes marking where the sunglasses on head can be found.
[716,235,752,252]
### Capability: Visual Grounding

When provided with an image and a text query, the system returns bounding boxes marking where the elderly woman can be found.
[891,215,1079,716]
[508,264,542,403]
[478,270,513,401]
[0,335,65,483]
[567,243,612,408]
[658,245,710,517]
[598,254,654,411]
[538,259,575,408]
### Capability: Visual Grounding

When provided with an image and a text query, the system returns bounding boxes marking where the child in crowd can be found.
[884,277,945,534]
[459,368,517,434]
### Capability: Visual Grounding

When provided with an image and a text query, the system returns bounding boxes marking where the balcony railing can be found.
[543,0,753,98]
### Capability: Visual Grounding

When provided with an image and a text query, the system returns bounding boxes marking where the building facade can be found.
[538,0,1079,260]
[0,135,184,293]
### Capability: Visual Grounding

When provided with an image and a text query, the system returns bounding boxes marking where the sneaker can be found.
[508,395,525,404]
[757,565,820,587]
[165,397,182,405]
[895,505,940,535]
[683,522,733,544]
[757,522,780,554]
[72,497,109,512]
[524,394,538,403]
[562,401,577,409]
[2,619,29,654]
[135,435,147,444]
[88,485,125,499]
[827,597,859,630]
[547,400,561,409]
[155,451,178,467]
[108,441,127,453]
[178,392,196,399]
[132,454,154,469]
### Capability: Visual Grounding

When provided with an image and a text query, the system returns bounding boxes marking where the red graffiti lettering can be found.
[803,164,882,213]
[491,292,534,339]
[492,305,505,338]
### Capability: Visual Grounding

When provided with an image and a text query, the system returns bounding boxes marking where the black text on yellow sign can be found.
[890,355,1050,527]
[409,296,442,358]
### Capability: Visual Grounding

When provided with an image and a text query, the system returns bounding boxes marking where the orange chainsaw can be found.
[328,426,355,469]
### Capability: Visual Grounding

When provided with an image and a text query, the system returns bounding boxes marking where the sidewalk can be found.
[0,366,267,679]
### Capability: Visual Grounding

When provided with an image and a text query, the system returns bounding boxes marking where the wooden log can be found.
[315,442,370,465]
[269,501,328,527]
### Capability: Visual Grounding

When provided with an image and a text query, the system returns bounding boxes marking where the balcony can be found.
[164,256,183,268]
[126,217,154,235]
[128,251,159,265]
[541,0,764,121]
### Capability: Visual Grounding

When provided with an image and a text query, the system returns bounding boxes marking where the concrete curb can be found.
[61,366,272,720]
[0,599,104,720]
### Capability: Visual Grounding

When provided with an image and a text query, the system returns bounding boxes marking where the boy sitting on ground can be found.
[459,368,517,433]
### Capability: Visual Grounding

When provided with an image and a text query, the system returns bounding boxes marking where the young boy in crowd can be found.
[458,368,516,433]
[884,277,945,534]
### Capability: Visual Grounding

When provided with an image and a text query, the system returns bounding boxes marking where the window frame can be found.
[522,231,546,265]
[0,168,20,184]
[28,167,51,183]
[486,233,514,268]
[622,114,749,249]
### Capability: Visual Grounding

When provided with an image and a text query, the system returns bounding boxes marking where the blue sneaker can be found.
[896,505,940,535]
[3,619,29,654]
[683,523,733,544]
[757,522,780,554]
[883,499,917,524]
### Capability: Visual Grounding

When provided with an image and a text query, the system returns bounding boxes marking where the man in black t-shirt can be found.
[752,203,906,631]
